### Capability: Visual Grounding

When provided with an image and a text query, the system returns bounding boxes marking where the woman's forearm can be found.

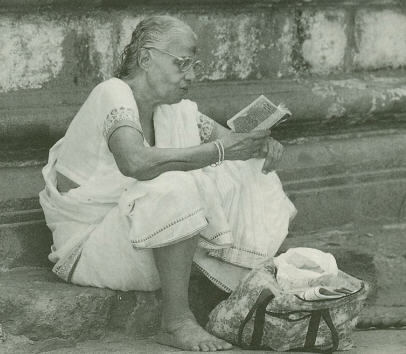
[126,142,218,180]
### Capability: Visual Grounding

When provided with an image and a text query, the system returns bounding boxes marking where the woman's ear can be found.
[138,48,151,71]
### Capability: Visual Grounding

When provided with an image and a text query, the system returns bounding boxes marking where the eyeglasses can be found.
[144,45,203,73]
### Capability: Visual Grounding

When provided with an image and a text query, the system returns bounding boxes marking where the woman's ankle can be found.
[161,310,196,331]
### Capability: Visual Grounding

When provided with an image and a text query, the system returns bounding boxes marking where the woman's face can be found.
[146,35,198,105]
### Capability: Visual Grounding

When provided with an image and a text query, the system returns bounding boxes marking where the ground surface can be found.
[2,329,405,354]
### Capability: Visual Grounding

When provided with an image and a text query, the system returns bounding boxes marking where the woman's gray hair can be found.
[115,15,197,79]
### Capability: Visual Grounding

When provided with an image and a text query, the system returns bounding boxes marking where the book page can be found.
[227,95,291,133]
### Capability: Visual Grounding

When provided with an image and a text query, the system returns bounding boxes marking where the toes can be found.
[200,340,232,352]
[215,342,225,350]
[207,342,219,351]
[224,342,233,349]
[217,340,233,350]
[199,343,211,352]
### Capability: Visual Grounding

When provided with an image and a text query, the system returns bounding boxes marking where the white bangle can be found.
[210,140,224,167]
[218,139,225,163]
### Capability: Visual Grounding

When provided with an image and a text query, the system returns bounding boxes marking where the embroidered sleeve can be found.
[197,112,215,143]
[103,106,142,143]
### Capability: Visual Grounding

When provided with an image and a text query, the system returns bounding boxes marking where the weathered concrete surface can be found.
[2,76,406,147]
[1,1,406,147]
[301,9,348,74]
[288,174,406,231]
[279,129,406,230]
[108,290,161,338]
[0,266,218,341]
[194,77,406,128]
[0,268,116,340]
[0,0,404,9]
[0,16,64,92]
[34,330,406,354]
[0,220,52,270]
[2,325,406,354]
[355,9,406,70]
[0,166,44,201]
[0,267,163,341]
[0,4,406,94]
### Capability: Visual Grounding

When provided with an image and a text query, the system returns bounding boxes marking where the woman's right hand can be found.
[221,130,271,161]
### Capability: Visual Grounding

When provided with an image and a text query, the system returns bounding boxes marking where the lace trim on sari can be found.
[197,112,215,143]
[53,242,85,282]
[103,106,142,141]
[193,262,233,293]
[130,207,204,245]
[208,246,268,269]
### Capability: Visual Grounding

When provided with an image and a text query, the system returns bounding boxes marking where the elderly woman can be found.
[40,15,296,352]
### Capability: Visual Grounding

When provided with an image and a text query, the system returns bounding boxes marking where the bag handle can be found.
[320,310,339,352]
[237,288,274,349]
[290,309,339,353]
[237,289,340,353]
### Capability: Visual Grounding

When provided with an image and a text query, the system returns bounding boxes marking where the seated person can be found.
[40,15,296,352]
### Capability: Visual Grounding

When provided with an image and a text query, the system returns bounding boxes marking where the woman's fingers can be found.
[276,143,284,161]
[262,139,284,173]
[253,144,267,158]
[247,130,271,143]
[222,130,277,161]
[262,156,274,173]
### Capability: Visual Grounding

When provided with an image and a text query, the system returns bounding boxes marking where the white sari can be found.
[39,78,296,292]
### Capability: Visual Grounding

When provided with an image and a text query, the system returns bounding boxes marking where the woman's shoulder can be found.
[89,78,137,111]
[93,77,132,94]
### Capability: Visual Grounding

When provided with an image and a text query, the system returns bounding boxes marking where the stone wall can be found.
[0,0,406,147]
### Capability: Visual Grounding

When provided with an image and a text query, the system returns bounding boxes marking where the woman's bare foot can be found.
[156,316,233,352]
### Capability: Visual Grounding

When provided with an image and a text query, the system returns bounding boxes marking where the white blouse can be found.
[55,78,215,195]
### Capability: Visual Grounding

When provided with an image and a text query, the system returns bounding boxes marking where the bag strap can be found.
[251,289,275,348]
[304,310,322,348]
[237,290,340,353]
[237,288,275,349]
[291,309,340,353]
[320,310,339,353]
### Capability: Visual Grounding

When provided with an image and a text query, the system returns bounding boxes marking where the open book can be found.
[227,95,292,133]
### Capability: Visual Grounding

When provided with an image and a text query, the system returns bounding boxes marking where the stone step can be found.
[2,76,406,149]
[1,128,404,205]
[0,128,405,269]
[0,148,46,203]
[3,330,406,354]
[1,223,405,344]
[0,219,52,270]
[0,266,221,341]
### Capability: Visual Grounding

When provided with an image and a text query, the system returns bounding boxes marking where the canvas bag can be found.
[206,258,369,352]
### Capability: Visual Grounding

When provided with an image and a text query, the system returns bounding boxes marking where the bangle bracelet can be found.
[218,139,225,163]
[210,140,224,167]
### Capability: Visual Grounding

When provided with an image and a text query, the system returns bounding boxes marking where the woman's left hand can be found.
[260,137,284,174]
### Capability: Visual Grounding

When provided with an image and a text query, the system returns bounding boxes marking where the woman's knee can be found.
[142,171,199,199]
[119,171,202,217]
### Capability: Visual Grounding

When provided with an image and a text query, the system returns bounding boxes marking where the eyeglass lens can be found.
[177,58,203,73]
